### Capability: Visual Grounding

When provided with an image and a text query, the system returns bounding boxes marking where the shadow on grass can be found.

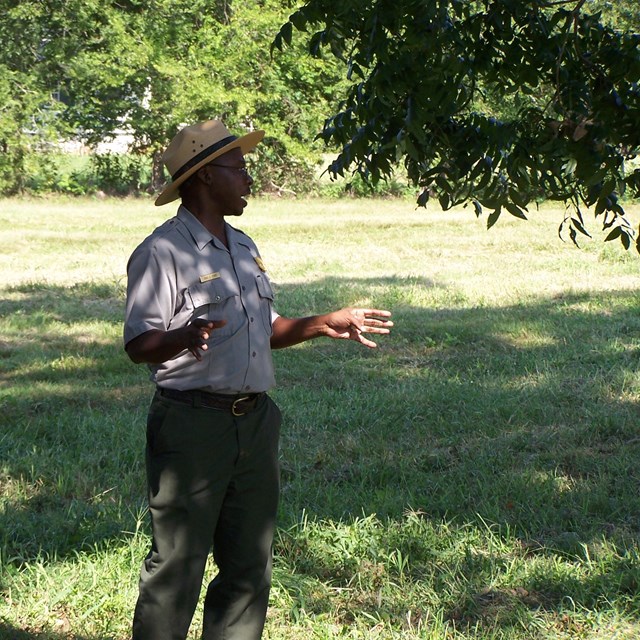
[0,621,105,640]
[1,277,639,632]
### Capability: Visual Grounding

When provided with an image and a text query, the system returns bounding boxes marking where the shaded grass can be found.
[0,196,639,638]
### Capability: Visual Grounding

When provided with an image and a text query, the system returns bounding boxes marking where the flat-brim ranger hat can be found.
[155,120,265,206]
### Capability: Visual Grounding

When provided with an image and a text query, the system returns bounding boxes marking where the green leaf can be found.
[571,217,592,237]
[289,11,307,31]
[604,226,622,242]
[570,227,580,248]
[487,208,502,229]
[281,21,293,46]
[272,33,284,52]
[508,187,528,208]
[505,202,527,220]
[621,231,631,250]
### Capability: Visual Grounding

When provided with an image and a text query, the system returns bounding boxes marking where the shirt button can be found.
[250,317,254,323]
[215,295,221,301]
[242,285,246,291]
[252,351,257,358]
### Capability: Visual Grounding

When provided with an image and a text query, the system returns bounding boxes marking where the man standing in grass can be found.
[123,119,393,640]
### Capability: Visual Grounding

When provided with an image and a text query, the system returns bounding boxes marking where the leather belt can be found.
[157,387,264,416]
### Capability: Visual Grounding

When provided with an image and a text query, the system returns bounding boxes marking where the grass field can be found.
[1,195,639,639]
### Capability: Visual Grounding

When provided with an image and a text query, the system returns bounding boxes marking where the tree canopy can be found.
[0,0,345,193]
[274,0,640,251]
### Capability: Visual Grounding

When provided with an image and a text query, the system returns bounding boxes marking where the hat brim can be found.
[154,130,265,206]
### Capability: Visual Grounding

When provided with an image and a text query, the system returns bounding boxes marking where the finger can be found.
[353,312,393,331]
[361,326,391,334]
[189,346,203,361]
[362,318,394,328]
[192,318,227,329]
[355,309,392,318]
[191,339,208,354]
[354,334,378,348]
[326,329,353,340]
[192,341,210,358]
[192,318,213,328]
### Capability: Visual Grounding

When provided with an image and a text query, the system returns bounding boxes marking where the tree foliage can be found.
[0,0,344,194]
[275,0,640,251]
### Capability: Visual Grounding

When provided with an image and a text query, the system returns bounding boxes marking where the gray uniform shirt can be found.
[124,205,278,393]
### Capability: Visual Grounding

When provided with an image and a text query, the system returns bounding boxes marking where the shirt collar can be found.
[177,205,251,253]
[177,205,221,251]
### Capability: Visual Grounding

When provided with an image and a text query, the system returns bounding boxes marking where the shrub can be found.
[318,170,415,200]
[89,153,152,196]
[251,137,319,197]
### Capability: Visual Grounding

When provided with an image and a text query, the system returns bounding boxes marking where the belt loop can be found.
[192,390,202,408]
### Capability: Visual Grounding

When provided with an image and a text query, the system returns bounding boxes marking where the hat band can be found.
[171,135,237,181]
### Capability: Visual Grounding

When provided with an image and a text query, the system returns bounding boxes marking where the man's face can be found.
[202,148,253,216]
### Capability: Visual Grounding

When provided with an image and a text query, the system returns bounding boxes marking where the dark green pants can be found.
[132,391,282,640]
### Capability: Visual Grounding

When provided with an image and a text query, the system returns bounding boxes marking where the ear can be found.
[196,165,212,185]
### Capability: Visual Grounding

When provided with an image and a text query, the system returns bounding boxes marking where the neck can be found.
[182,197,228,246]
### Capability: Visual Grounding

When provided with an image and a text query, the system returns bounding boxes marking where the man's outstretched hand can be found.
[324,308,393,348]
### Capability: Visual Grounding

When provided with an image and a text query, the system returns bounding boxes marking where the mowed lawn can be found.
[0,195,639,639]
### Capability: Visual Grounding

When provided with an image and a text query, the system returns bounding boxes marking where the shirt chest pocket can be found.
[186,279,239,335]
[255,274,275,334]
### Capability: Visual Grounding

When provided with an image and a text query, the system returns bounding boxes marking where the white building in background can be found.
[57,128,135,155]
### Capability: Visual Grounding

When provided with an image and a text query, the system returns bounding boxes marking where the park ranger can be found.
[123,119,393,640]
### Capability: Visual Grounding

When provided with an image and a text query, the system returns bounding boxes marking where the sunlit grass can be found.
[0,195,639,639]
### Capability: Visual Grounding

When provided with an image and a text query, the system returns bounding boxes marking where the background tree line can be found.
[0,0,348,197]
[0,0,639,248]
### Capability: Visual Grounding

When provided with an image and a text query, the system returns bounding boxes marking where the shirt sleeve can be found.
[123,243,177,346]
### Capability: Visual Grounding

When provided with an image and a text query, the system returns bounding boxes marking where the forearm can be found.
[125,328,189,364]
[270,315,330,350]
[271,308,393,350]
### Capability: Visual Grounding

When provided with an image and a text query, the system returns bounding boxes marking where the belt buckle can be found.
[231,396,250,416]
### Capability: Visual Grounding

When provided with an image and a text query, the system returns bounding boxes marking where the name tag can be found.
[199,272,221,283]
[254,257,267,272]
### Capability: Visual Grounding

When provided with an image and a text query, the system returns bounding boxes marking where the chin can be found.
[224,200,247,217]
